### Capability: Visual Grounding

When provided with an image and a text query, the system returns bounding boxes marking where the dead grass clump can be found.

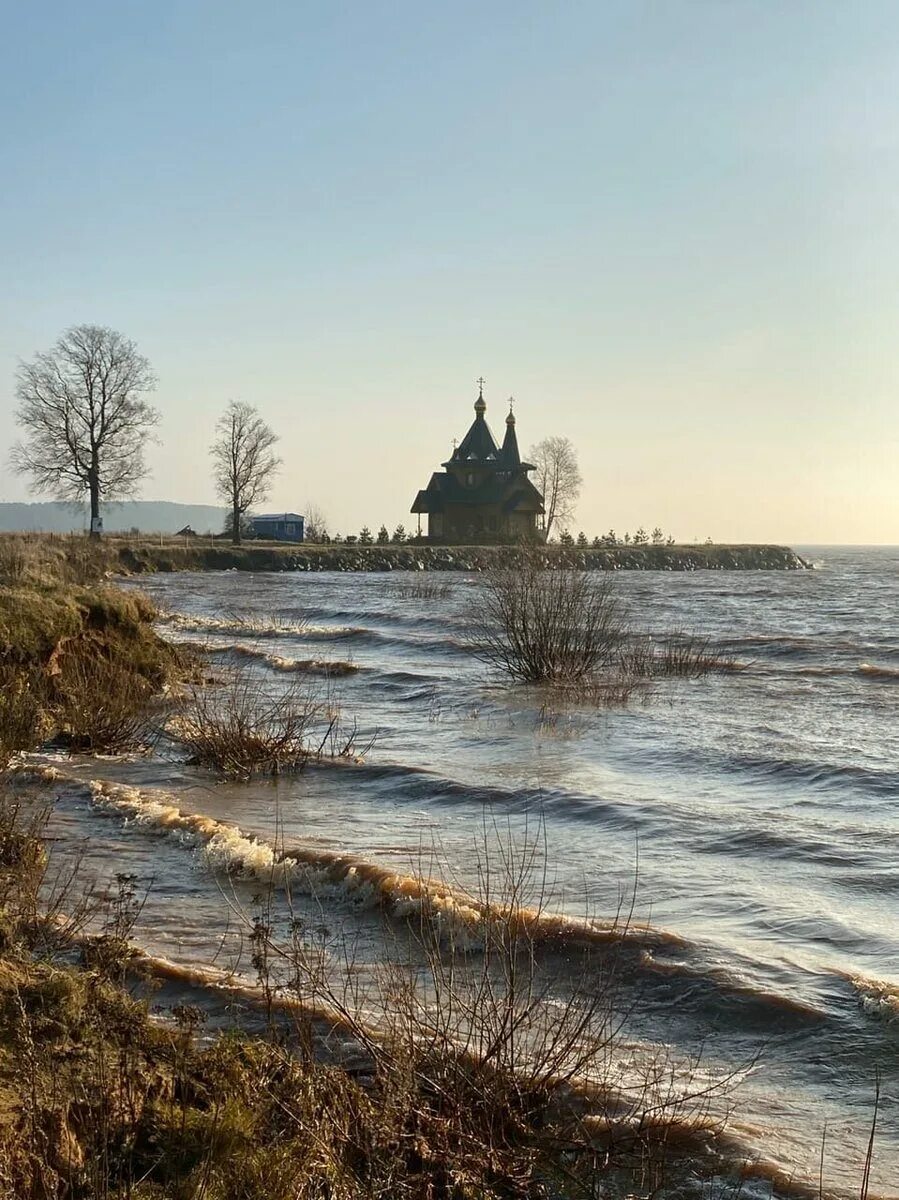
[50,654,156,753]
[619,632,741,678]
[222,606,310,635]
[173,671,368,779]
[0,539,29,583]
[0,663,50,767]
[395,580,453,600]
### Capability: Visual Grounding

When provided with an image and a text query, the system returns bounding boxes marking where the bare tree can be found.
[303,501,329,543]
[11,325,158,538]
[528,436,582,540]
[210,402,281,545]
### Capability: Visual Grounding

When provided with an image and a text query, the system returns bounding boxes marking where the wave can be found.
[717,633,880,663]
[205,642,359,676]
[160,609,468,655]
[16,762,897,1042]
[858,662,899,681]
[294,603,466,634]
[85,779,681,952]
[349,762,666,831]
[648,740,899,803]
[849,974,899,1024]
[77,779,878,1030]
[159,612,316,637]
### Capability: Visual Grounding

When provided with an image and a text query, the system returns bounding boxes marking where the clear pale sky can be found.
[1,1,896,543]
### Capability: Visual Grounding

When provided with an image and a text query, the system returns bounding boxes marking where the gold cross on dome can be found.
[476,376,486,395]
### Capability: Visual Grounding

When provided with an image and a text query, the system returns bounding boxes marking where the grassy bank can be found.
[0,568,184,763]
[0,531,808,578]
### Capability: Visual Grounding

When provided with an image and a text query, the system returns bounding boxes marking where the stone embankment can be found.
[115,542,809,574]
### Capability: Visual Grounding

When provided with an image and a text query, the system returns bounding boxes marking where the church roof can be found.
[444,386,500,466]
[500,407,520,467]
[411,470,544,515]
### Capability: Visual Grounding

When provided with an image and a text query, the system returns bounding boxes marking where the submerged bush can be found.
[470,551,739,697]
[469,551,624,683]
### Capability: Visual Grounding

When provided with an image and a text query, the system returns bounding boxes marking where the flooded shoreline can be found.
[14,547,899,1194]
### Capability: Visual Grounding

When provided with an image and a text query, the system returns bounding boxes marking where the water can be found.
[22,547,899,1195]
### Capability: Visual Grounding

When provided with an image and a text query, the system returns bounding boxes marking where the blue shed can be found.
[250,513,305,543]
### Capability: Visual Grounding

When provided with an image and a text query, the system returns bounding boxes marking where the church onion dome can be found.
[500,399,522,467]
[443,384,500,466]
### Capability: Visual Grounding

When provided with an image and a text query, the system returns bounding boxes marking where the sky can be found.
[1,0,897,543]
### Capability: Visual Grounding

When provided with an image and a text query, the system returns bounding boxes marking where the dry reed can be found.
[173,668,370,779]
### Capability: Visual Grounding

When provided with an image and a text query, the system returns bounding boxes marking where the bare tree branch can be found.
[11,324,158,537]
[210,401,282,545]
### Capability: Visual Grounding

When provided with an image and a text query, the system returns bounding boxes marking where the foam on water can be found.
[81,777,685,952]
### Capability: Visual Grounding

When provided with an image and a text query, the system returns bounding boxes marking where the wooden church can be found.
[411,382,544,542]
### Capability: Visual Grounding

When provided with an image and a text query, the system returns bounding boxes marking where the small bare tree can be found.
[210,401,281,545]
[303,501,329,543]
[11,324,158,538]
[529,435,583,540]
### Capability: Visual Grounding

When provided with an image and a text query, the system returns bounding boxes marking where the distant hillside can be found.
[0,501,226,534]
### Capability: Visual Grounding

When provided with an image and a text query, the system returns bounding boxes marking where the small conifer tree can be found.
[576,531,588,547]
[633,527,648,545]
[377,525,390,544]
[559,529,574,546]
[359,526,373,545]
[392,524,407,544]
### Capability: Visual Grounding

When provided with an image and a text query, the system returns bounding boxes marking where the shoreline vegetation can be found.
[1,539,881,1198]
[0,531,808,577]
[0,788,824,1200]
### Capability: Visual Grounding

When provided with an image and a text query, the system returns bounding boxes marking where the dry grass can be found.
[49,654,157,754]
[0,574,184,761]
[172,669,370,779]
[618,632,742,679]
[0,795,883,1198]
[0,532,115,587]
[395,580,453,600]
[0,664,51,769]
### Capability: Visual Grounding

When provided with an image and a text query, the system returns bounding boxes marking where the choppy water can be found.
[22,547,899,1195]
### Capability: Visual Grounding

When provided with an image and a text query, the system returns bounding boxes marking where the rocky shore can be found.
[115,541,809,574]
